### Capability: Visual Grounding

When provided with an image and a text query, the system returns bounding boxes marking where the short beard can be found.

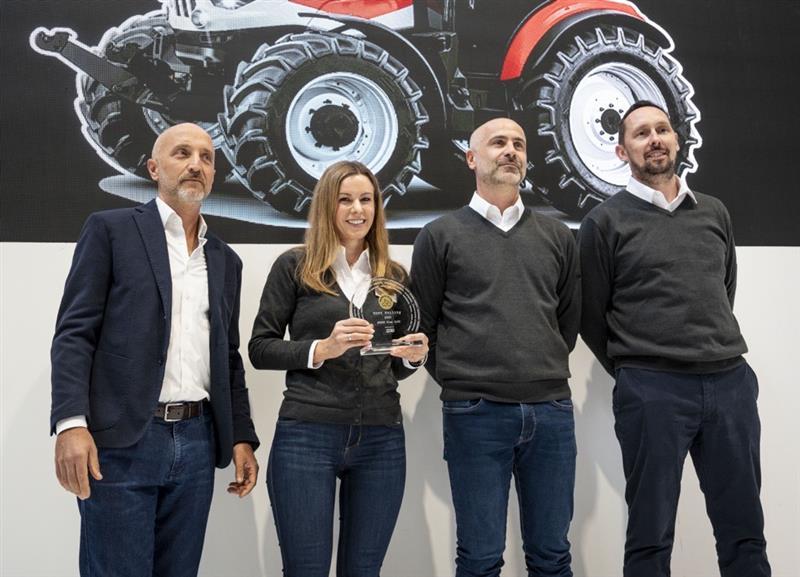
[646,156,675,175]
[633,156,676,186]
[176,186,209,203]
[484,167,524,187]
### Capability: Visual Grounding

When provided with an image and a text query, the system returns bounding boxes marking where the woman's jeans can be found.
[267,418,406,577]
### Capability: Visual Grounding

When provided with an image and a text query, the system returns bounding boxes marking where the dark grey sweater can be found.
[578,190,747,375]
[410,207,580,403]
[248,248,414,426]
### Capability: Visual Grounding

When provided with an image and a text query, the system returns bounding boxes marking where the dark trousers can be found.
[266,418,406,577]
[613,364,770,577]
[78,413,216,577]
[443,399,576,577]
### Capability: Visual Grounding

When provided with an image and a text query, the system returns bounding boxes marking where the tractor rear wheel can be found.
[221,32,428,215]
[516,24,701,217]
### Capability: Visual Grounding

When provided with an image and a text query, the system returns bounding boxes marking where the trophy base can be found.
[359,339,424,356]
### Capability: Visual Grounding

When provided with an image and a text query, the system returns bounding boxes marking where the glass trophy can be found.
[349,277,422,356]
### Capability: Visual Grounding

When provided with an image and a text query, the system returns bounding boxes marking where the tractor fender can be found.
[304,12,447,128]
[500,0,672,81]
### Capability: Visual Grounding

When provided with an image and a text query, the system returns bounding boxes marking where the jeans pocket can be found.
[276,417,302,426]
[745,363,759,400]
[549,398,574,410]
[612,368,630,413]
[442,398,483,414]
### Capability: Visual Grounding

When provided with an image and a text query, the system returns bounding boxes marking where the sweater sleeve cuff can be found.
[403,353,428,370]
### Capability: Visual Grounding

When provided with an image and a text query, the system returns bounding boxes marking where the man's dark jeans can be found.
[614,364,771,577]
[266,418,406,577]
[78,412,216,577]
[443,398,576,577]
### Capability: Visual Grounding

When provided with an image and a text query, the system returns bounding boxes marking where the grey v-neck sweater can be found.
[578,190,747,375]
[411,206,580,403]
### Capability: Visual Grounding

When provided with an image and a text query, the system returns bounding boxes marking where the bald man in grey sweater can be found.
[412,118,579,577]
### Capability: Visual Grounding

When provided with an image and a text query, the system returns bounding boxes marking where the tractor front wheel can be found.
[78,13,174,178]
[78,12,227,181]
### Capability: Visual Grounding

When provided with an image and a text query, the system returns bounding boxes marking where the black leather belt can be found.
[154,401,207,422]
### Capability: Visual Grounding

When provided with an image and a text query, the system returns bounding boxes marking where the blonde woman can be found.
[249,161,428,577]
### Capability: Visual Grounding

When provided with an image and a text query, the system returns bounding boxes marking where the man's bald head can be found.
[151,123,213,160]
[466,117,527,191]
[147,123,215,205]
[468,117,525,151]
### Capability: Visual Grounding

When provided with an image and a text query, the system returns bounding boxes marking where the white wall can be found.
[1,243,798,577]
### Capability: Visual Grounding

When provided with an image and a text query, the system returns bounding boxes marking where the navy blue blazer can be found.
[50,199,259,467]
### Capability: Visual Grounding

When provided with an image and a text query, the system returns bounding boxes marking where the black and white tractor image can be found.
[31,0,700,217]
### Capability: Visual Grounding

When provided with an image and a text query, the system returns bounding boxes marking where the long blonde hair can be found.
[299,161,405,294]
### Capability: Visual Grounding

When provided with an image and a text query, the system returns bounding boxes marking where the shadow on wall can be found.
[571,361,627,577]
[200,466,267,576]
[387,373,454,575]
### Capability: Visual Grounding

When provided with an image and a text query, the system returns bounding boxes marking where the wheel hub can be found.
[308,103,359,150]
[599,108,621,135]
[569,62,668,186]
[285,72,399,179]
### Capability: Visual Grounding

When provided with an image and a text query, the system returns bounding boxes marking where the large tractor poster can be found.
[3,0,798,245]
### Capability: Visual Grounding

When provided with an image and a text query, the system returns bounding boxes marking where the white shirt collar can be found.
[333,246,370,276]
[332,246,371,307]
[155,196,208,240]
[626,176,697,212]
[468,191,525,231]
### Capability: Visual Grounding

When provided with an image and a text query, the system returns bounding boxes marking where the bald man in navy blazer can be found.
[51,123,259,577]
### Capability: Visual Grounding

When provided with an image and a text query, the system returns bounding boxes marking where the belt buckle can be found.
[163,402,184,422]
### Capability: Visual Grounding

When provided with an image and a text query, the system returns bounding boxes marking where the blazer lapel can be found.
[204,234,225,336]
[134,200,171,319]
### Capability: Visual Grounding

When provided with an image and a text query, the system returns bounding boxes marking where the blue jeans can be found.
[267,418,406,577]
[614,364,770,577]
[443,398,576,577]
[78,412,216,577]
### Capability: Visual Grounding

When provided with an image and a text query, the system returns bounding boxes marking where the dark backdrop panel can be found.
[2,0,798,245]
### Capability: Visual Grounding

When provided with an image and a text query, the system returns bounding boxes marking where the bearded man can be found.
[51,123,259,577]
[578,101,771,577]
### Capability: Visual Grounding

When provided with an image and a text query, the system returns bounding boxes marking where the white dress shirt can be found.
[626,175,697,212]
[156,197,211,403]
[332,246,372,308]
[55,198,211,434]
[469,191,526,231]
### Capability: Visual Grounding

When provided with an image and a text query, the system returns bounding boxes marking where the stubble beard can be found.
[176,185,209,204]
[484,165,524,188]
[633,155,676,186]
